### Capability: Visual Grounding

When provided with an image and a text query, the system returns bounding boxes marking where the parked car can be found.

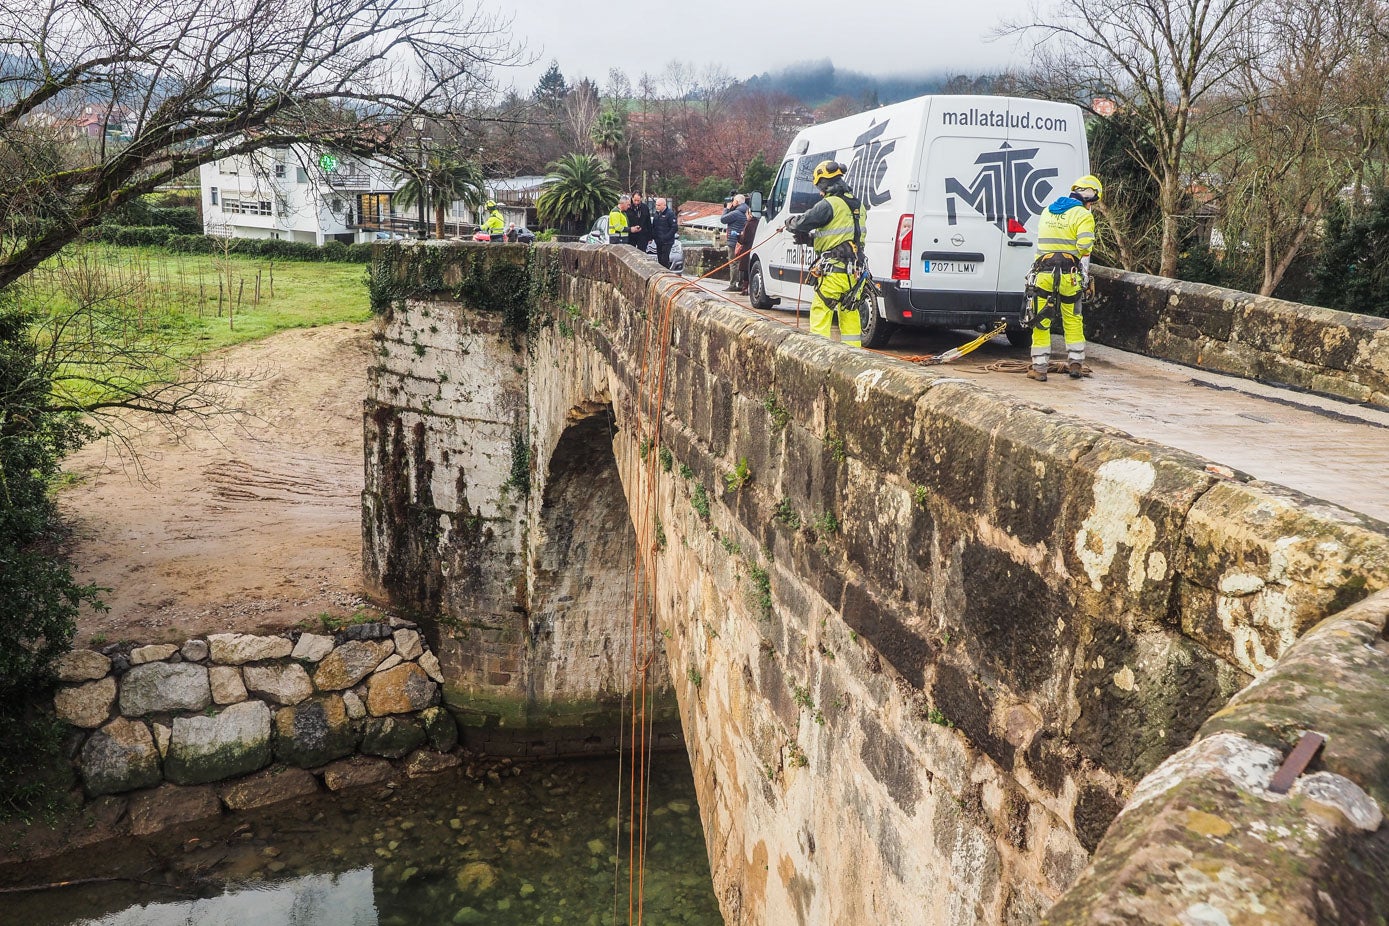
[372,231,406,241]
[509,226,537,244]
[580,215,610,244]
[644,238,684,273]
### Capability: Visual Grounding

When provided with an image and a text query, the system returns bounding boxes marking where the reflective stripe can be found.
[1037,237,1074,245]
[814,194,862,253]
[817,225,856,237]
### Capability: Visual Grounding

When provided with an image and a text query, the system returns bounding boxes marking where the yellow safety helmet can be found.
[486,200,497,209]
[1071,175,1103,204]
[812,159,847,186]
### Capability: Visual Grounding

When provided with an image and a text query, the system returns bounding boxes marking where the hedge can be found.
[91,226,374,263]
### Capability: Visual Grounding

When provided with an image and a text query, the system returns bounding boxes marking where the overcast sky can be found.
[492,0,1038,93]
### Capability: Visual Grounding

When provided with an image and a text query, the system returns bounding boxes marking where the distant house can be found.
[440,175,545,235]
[199,145,405,244]
[676,201,726,234]
[28,104,135,142]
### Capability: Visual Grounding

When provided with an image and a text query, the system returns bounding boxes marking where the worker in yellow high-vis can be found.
[785,160,867,348]
[1026,175,1101,381]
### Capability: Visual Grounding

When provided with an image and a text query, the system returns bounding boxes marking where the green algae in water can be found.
[2,755,722,926]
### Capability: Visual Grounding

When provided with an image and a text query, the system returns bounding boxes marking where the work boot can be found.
[1068,361,1083,379]
[1026,366,1048,382]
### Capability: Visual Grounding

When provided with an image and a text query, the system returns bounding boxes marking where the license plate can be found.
[923,260,977,274]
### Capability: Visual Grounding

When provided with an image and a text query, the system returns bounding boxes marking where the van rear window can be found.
[790,151,835,214]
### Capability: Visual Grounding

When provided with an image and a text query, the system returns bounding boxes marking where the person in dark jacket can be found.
[651,197,678,269]
[719,193,749,291]
[628,192,652,252]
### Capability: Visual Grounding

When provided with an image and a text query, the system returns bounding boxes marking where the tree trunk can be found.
[1158,173,1182,279]
[435,203,446,239]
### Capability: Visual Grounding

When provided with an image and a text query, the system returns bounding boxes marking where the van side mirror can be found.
[750,191,763,216]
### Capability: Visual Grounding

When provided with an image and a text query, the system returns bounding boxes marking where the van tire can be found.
[857,293,896,349]
[748,259,775,309]
[1005,325,1032,348]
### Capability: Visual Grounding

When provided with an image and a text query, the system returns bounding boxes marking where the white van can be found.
[744,94,1090,348]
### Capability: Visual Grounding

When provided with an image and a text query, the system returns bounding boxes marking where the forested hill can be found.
[741,60,1000,107]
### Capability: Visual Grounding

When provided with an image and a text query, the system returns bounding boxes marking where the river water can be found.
[3,752,721,926]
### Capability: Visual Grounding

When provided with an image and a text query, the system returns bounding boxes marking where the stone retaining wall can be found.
[1088,266,1389,408]
[50,623,457,807]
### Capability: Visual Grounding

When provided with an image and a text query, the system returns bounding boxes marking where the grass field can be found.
[19,243,373,410]
[22,242,372,356]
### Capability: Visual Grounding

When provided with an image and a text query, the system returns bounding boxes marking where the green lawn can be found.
[25,242,372,355]
[19,243,373,410]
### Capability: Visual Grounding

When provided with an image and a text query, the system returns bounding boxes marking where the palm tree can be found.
[395,157,487,238]
[535,153,620,235]
[590,107,627,163]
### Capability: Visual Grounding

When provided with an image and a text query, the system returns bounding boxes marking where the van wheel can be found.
[1005,325,1032,348]
[858,293,896,349]
[748,259,775,309]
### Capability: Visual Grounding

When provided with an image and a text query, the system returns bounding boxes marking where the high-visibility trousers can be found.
[1030,269,1085,365]
[809,270,862,348]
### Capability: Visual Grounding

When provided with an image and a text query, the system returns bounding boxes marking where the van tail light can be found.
[1006,217,1027,235]
[892,215,914,280]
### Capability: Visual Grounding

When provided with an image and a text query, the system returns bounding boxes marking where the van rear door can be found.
[1000,101,1087,305]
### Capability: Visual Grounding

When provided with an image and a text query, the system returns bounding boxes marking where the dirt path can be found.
[59,322,378,645]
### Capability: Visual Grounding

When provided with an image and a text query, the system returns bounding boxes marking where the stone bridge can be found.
[362,243,1389,924]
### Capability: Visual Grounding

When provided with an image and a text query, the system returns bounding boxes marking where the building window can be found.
[222,198,243,214]
[296,167,308,183]
[271,231,281,240]
[274,163,286,179]
[331,197,343,213]
[210,187,219,206]
[257,200,272,216]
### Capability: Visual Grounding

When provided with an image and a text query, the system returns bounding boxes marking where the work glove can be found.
[791,229,812,246]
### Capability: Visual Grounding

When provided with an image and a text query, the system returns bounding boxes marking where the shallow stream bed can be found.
[2,753,721,926]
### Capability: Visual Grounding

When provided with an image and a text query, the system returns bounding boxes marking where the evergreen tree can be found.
[536,154,621,234]
[533,61,569,109]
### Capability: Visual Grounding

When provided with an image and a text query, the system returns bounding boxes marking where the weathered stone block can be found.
[322,756,393,791]
[180,639,209,662]
[79,717,161,796]
[129,783,221,836]
[291,632,335,662]
[243,662,314,705]
[219,765,320,811]
[420,705,458,752]
[129,643,178,665]
[54,676,116,729]
[273,695,357,768]
[392,628,423,660]
[367,663,437,716]
[209,665,248,705]
[53,649,111,682]
[165,700,272,785]
[208,632,293,664]
[314,639,393,690]
[119,662,211,716]
[361,716,427,758]
[405,749,461,778]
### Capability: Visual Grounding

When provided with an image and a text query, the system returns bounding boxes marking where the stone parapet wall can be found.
[1088,266,1389,408]
[1044,588,1389,924]
[368,242,1389,923]
[48,623,457,810]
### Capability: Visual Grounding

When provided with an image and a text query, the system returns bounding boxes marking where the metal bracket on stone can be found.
[1269,731,1327,795]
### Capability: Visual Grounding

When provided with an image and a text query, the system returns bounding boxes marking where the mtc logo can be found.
[846,121,894,207]
[944,143,1057,235]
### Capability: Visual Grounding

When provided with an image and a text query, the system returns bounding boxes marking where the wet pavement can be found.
[690,279,1389,524]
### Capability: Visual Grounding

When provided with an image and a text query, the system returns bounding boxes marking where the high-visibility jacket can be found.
[607,208,629,239]
[812,192,864,256]
[1035,201,1095,258]
[483,208,505,235]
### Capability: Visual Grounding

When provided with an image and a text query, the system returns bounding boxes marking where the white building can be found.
[199,146,407,244]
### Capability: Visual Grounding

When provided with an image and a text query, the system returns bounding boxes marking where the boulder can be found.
[405,750,461,779]
[291,633,334,662]
[207,633,293,665]
[361,716,426,759]
[54,677,116,729]
[420,706,458,753]
[210,665,248,705]
[373,654,403,675]
[272,695,357,768]
[181,640,209,662]
[243,663,314,706]
[418,651,444,683]
[392,629,424,661]
[321,756,393,792]
[165,701,272,785]
[342,690,367,720]
[54,649,111,683]
[219,765,320,811]
[367,663,437,716]
[342,622,393,641]
[129,644,178,665]
[129,783,221,837]
[313,640,392,690]
[119,662,211,716]
[78,717,162,796]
